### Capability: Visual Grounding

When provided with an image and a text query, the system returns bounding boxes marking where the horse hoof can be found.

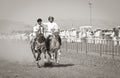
[37,62,41,68]
[37,64,41,68]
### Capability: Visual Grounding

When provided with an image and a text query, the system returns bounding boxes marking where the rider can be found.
[43,16,62,51]
[32,18,45,51]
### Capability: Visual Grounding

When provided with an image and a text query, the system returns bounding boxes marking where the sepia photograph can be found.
[0,0,120,78]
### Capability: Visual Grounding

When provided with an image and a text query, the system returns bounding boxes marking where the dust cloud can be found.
[0,40,34,63]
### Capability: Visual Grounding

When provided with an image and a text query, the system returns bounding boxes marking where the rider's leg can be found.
[58,35,62,45]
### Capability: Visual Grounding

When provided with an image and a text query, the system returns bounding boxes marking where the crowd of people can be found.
[59,26,120,43]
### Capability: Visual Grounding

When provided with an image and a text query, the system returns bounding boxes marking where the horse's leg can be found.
[57,49,61,63]
[42,49,47,61]
[43,50,46,59]
[50,53,53,60]
[36,49,41,61]
[31,39,39,61]
[31,45,37,61]
[47,50,52,59]
[55,50,58,63]
[58,49,61,56]
[36,51,41,68]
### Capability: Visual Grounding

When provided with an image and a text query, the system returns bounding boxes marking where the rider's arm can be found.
[54,23,60,34]
[43,23,48,32]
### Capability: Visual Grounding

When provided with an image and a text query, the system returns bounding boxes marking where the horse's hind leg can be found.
[58,49,61,56]
[57,49,61,61]
[55,50,58,63]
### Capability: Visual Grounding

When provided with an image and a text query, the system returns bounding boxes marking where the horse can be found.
[46,33,61,63]
[30,33,46,67]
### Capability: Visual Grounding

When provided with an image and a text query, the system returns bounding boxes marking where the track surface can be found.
[0,40,120,78]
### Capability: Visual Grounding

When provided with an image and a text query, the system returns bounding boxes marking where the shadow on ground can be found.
[43,62,74,68]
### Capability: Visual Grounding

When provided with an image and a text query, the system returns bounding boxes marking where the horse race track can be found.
[0,40,120,78]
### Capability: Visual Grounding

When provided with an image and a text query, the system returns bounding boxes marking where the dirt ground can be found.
[0,40,120,78]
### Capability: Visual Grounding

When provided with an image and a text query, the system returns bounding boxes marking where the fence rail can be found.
[61,38,120,58]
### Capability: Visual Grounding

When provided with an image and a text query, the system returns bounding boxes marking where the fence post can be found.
[66,39,67,52]
[119,39,120,56]
[112,40,114,59]
[85,38,87,54]
[76,42,78,53]
[100,39,102,56]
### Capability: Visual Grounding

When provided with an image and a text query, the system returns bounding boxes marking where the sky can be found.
[0,0,120,26]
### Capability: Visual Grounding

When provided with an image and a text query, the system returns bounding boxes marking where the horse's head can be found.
[49,34,60,47]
